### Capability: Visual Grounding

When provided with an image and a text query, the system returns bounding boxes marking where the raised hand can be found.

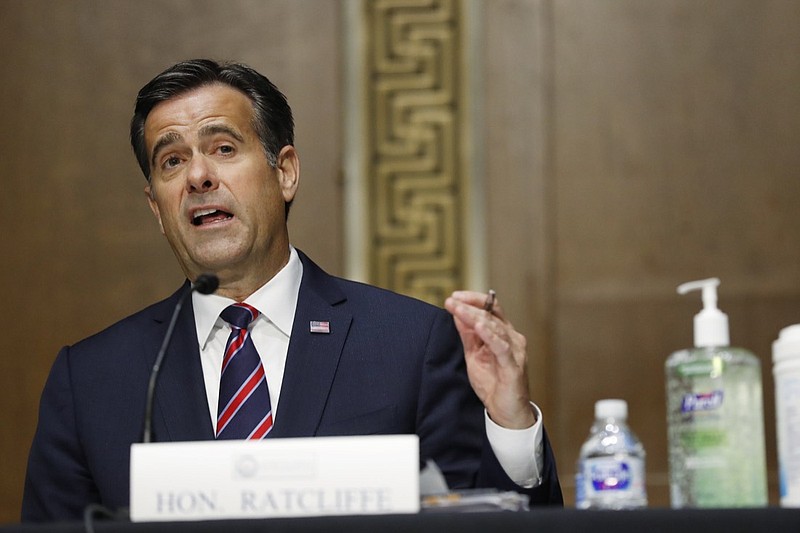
[444,290,537,429]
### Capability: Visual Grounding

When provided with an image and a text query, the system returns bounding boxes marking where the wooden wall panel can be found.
[482,0,556,420]
[0,0,341,522]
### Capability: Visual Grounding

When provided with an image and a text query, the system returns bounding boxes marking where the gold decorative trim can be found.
[357,0,471,304]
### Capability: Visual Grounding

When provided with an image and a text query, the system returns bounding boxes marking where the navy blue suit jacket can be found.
[22,251,562,521]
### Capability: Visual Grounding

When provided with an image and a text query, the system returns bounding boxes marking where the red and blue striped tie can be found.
[216,303,273,440]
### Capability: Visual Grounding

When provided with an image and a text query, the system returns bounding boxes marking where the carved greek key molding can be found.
[359,0,471,305]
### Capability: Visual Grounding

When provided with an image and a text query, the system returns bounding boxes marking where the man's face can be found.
[143,84,299,290]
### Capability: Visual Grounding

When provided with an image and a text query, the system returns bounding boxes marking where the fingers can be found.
[474,319,513,363]
[445,290,506,324]
[445,290,524,367]
[451,313,482,352]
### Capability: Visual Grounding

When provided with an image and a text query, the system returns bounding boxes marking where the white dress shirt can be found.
[191,246,543,487]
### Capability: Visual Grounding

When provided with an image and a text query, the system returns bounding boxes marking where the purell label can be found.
[681,390,724,413]
[590,461,631,491]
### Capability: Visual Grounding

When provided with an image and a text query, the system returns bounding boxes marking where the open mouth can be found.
[191,208,233,226]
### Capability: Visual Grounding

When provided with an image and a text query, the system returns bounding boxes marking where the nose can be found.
[185,154,219,193]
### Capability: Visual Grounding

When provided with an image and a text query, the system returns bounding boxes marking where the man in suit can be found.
[22,59,562,522]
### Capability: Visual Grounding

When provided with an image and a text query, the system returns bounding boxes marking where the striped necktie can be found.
[216,303,273,439]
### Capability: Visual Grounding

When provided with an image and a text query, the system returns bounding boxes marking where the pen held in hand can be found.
[483,290,496,314]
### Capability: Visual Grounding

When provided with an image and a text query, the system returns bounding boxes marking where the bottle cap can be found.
[773,324,800,364]
[677,277,730,348]
[595,399,628,420]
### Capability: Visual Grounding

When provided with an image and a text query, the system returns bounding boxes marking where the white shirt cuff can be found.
[484,402,544,488]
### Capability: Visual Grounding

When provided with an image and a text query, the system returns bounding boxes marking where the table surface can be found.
[3,508,800,533]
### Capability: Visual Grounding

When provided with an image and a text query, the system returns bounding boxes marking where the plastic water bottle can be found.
[575,399,647,509]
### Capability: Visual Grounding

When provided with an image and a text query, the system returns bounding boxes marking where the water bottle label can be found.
[681,390,724,413]
[580,457,645,495]
[591,461,631,491]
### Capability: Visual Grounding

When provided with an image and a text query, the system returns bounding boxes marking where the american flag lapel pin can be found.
[310,321,330,334]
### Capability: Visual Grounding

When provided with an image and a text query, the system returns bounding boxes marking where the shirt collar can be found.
[192,246,303,349]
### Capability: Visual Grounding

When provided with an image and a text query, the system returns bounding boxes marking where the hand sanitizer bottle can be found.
[665,278,768,507]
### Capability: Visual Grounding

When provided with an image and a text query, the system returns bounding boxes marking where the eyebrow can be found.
[198,123,245,143]
[149,124,246,169]
[150,131,182,169]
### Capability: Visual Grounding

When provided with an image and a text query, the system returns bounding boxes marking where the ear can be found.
[275,145,300,203]
[144,185,165,235]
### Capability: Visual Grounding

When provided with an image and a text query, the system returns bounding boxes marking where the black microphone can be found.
[142,273,219,443]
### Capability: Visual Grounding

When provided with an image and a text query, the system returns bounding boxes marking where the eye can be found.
[217,144,235,155]
[164,155,182,169]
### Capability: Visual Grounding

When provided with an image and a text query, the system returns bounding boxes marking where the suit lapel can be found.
[148,283,215,442]
[270,252,352,438]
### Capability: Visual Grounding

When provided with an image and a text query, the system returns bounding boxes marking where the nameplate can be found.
[129,435,419,522]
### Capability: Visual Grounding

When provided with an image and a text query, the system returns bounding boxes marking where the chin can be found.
[186,246,249,274]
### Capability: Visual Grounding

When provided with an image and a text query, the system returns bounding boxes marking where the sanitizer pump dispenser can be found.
[665,278,767,508]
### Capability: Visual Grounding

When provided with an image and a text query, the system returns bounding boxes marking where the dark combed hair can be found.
[130,59,294,182]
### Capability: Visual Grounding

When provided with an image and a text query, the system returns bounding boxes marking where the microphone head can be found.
[193,273,219,295]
